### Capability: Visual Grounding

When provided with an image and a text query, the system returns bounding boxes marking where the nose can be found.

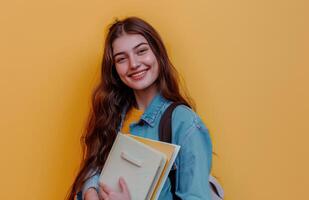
[129,54,141,69]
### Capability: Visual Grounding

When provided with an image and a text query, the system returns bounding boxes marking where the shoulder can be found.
[171,104,210,145]
[172,104,197,123]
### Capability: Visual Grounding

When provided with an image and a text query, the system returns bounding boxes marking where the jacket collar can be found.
[140,93,169,127]
[119,93,170,129]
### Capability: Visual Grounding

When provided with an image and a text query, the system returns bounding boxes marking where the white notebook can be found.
[99,133,169,200]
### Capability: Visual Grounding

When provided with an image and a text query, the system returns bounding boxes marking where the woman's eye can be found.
[137,48,148,55]
[116,57,126,63]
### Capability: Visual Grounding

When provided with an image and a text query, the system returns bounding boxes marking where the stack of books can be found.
[99,133,180,200]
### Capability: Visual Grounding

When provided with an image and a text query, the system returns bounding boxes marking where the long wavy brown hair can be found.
[66,16,194,199]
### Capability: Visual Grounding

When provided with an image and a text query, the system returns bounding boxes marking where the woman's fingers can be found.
[98,178,131,200]
[100,189,108,199]
[118,177,129,194]
[99,182,110,199]
[102,183,113,194]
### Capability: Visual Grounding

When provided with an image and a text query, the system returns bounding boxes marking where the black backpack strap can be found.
[159,102,184,200]
[159,102,184,143]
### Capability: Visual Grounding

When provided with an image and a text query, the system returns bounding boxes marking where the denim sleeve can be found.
[80,173,100,199]
[172,106,213,200]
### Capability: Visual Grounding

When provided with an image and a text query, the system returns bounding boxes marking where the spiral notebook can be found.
[99,133,180,200]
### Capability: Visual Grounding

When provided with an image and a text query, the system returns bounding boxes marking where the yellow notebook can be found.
[129,134,180,200]
[99,133,180,200]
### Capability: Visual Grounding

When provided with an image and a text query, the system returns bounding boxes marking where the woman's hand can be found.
[84,188,100,200]
[98,177,131,200]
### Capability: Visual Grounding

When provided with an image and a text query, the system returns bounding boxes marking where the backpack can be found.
[159,102,224,200]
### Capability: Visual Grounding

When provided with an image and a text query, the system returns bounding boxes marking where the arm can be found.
[173,106,213,199]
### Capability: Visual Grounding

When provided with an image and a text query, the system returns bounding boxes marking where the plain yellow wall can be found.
[1,0,308,199]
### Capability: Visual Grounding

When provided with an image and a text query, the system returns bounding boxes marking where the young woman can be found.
[67,16,212,200]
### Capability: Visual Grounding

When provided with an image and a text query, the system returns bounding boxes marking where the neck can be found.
[133,84,158,110]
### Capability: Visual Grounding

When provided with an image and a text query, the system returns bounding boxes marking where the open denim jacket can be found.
[78,93,212,200]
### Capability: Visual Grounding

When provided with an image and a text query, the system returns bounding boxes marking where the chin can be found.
[130,85,149,91]
[126,81,149,90]
[130,82,155,91]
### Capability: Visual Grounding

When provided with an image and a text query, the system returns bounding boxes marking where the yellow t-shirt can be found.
[121,107,144,134]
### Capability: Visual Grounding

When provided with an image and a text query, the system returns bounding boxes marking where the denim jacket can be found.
[79,93,212,200]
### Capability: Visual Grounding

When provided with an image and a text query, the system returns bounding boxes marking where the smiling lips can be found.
[128,69,148,80]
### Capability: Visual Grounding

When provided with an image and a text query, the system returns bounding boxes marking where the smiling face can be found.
[112,33,160,94]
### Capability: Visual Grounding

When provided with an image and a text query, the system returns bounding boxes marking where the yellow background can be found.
[0,0,308,199]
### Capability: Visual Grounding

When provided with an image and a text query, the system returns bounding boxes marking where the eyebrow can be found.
[113,42,149,58]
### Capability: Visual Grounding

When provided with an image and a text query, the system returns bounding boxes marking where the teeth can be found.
[131,70,146,78]
[132,71,144,76]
